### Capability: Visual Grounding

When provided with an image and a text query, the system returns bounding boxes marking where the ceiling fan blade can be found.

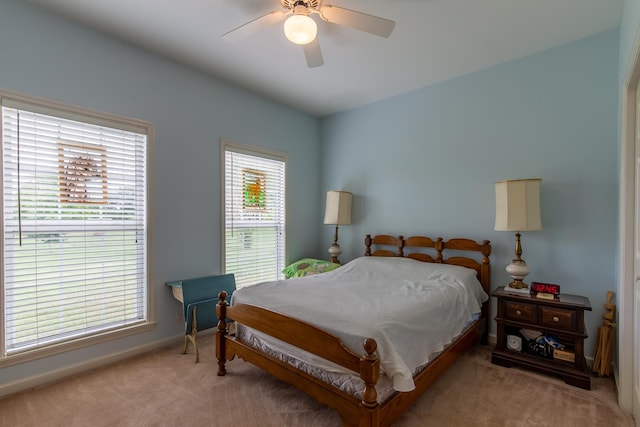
[222,10,285,43]
[319,5,395,38]
[303,38,324,68]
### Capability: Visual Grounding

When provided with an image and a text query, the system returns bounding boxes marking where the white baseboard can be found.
[487,333,496,346]
[0,334,183,398]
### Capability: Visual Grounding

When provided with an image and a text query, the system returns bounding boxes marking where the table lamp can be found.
[494,179,542,293]
[324,190,352,264]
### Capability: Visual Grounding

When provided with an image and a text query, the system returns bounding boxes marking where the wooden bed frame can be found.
[216,234,491,427]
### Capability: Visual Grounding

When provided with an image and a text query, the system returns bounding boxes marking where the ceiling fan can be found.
[221,0,395,68]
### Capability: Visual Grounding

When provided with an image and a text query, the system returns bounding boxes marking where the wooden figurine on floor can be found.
[592,290,616,376]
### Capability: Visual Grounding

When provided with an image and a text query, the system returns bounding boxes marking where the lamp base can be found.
[328,243,341,264]
[505,259,530,289]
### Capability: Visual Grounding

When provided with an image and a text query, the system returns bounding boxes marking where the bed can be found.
[216,234,491,426]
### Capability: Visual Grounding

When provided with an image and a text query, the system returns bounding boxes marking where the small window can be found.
[222,140,286,289]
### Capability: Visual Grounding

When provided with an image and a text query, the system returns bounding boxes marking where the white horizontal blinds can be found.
[2,101,147,354]
[224,146,285,288]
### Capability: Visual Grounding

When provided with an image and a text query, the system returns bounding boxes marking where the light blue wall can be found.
[0,0,321,386]
[320,30,619,355]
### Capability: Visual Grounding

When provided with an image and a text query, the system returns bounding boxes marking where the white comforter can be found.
[231,256,488,392]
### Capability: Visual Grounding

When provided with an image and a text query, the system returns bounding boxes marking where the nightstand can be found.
[492,286,592,389]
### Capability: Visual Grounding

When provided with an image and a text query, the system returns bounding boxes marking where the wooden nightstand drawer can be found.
[504,301,537,323]
[539,306,576,331]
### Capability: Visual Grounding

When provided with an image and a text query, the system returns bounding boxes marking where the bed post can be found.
[216,291,228,376]
[357,338,380,426]
[397,236,404,257]
[364,234,372,256]
[359,338,380,408]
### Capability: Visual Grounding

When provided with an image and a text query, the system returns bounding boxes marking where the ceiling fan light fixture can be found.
[284,14,317,45]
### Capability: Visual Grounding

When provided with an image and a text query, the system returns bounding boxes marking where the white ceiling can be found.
[25,0,624,117]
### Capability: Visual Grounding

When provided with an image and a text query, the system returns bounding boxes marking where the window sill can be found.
[0,321,157,368]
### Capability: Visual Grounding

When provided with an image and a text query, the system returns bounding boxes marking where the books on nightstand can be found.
[553,348,576,363]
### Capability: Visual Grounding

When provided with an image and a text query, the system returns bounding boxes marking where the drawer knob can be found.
[553,316,560,322]
[516,310,522,316]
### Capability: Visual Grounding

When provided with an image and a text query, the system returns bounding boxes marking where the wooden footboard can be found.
[216,290,381,426]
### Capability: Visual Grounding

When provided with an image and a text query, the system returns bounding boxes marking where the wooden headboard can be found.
[364,233,491,286]
[364,234,492,338]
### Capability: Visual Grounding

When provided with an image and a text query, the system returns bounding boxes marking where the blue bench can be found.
[166,274,236,363]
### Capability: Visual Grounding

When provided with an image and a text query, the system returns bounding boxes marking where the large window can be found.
[222,140,286,288]
[1,92,152,362]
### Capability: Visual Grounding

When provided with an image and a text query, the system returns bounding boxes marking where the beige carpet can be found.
[0,333,634,427]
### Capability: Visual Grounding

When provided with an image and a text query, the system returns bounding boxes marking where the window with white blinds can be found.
[1,93,151,357]
[222,140,286,288]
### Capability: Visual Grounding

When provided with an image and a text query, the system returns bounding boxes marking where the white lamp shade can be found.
[324,191,352,225]
[283,14,317,45]
[495,179,542,231]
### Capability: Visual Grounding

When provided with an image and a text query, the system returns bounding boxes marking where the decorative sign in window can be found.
[58,141,107,204]
[242,169,266,210]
